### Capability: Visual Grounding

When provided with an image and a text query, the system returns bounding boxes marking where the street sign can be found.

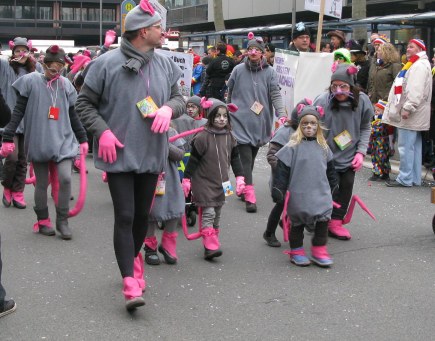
[121,0,136,34]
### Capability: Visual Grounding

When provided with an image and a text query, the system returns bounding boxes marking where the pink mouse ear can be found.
[347,65,358,75]
[297,103,305,114]
[200,96,213,109]
[227,103,238,113]
[27,40,32,50]
[331,61,339,73]
[304,98,313,105]
[140,0,155,15]
[316,106,324,117]
[8,40,14,50]
[248,32,254,40]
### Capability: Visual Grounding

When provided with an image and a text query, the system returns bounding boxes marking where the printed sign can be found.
[156,49,193,97]
[304,0,343,19]
[121,0,136,34]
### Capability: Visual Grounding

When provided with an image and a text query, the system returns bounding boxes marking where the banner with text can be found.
[156,49,193,97]
[274,49,334,116]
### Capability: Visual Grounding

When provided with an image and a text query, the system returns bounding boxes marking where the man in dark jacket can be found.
[205,42,235,100]
[288,22,313,53]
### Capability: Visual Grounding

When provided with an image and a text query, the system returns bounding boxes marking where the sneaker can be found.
[385,179,409,187]
[263,231,281,247]
[311,255,334,267]
[290,254,311,267]
[0,299,17,318]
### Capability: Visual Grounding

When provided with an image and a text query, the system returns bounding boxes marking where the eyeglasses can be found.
[150,23,163,29]
[301,121,318,128]
[330,83,350,91]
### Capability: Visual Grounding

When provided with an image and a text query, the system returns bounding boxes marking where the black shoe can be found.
[125,297,145,311]
[144,246,160,265]
[368,174,381,181]
[0,299,17,318]
[246,202,257,213]
[380,174,390,181]
[385,179,408,187]
[263,231,281,247]
[158,245,177,264]
[204,248,222,260]
[39,225,55,236]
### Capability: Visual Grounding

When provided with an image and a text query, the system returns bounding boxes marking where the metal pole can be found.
[99,0,102,46]
[291,0,296,36]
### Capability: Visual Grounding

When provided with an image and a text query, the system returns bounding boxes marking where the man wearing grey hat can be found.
[76,0,185,311]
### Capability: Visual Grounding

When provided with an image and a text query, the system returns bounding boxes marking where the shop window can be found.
[0,5,13,18]
[38,6,52,20]
[16,5,35,19]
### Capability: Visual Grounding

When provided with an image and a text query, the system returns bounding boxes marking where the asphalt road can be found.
[1,149,435,340]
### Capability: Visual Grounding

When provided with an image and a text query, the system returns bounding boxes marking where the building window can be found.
[38,6,52,20]
[62,7,81,21]
[16,5,35,19]
[0,5,13,18]
[82,7,115,22]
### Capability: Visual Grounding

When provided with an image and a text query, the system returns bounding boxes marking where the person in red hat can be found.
[191,54,203,96]
[383,38,433,187]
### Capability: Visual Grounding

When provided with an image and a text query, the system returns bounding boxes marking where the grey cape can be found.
[276,140,333,226]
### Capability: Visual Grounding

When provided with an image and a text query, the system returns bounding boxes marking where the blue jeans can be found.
[397,128,422,186]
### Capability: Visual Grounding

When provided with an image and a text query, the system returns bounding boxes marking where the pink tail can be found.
[168,127,204,143]
[26,163,36,185]
[69,152,88,217]
[181,207,202,240]
[281,191,291,242]
[342,195,376,225]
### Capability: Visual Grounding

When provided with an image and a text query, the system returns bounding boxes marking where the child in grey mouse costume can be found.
[272,105,338,267]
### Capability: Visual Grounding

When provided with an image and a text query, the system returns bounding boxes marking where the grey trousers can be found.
[201,206,223,229]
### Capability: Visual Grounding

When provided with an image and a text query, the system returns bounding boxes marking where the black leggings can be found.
[107,172,158,278]
[289,220,328,249]
[331,168,355,220]
[266,202,284,235]
[237,144,259,185]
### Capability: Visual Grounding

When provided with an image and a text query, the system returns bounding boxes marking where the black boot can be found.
[56,207,72,240]
[33,206,55,236]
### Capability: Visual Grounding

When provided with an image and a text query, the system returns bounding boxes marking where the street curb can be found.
[363,156,434,182]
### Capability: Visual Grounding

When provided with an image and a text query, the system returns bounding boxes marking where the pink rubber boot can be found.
[12,191,26,209]
[311,245,334,267]
[123,277,145,311]
[158,231,178,264]
[133,253,146,291]
[328,219,351,240]
[144,236,160,265]
[2,188,12,207]
[201,227,222,260]
[244,185,257,213]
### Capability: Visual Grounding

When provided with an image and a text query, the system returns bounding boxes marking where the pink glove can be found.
[80,142,89,156]
[182,178,191,197]
[0,142,15,158]
[98,130,124,164]
[236,176,246,196]
[104,30,117,48]
[148,105,173,133]
[278,116,288,126]
[351,152,364,172]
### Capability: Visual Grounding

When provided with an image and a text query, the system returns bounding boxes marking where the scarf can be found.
[120,38,154,74]
[244,56,268,72]
[393,54,420,104]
